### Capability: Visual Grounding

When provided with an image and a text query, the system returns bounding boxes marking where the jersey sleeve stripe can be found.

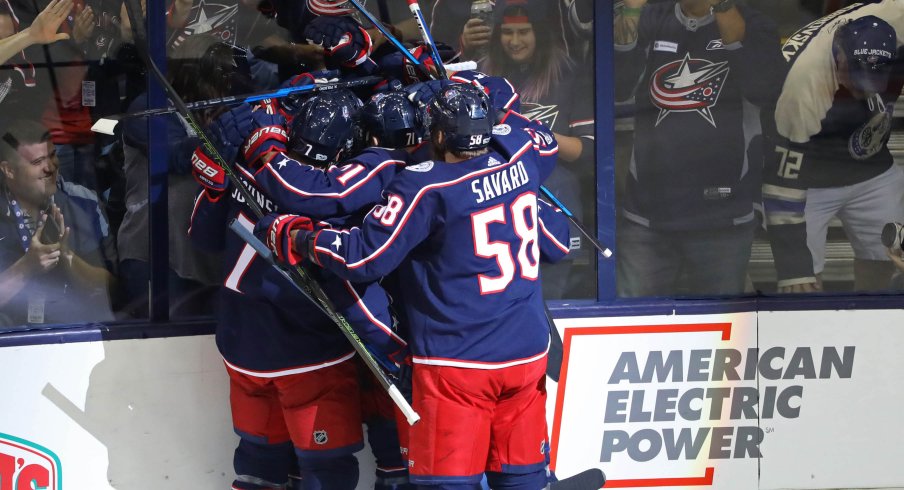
[336,141,534,269]
[187,190,207,236]
[224,351,356,378]
[224,213,256,293]
[236,163,257,182]
[539,217,570,253]
[264,159,405,198]
[341,280,407,346]
[762,183,806,202]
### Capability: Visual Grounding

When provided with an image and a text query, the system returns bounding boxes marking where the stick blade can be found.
[550,468,606,490]
[444,60,478,73]
[91,118,120,135]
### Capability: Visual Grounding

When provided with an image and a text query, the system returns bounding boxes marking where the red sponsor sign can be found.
[0,432,62,490]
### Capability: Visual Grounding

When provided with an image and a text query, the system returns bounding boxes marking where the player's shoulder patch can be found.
[406,161,434,172]
[492,123,512,136]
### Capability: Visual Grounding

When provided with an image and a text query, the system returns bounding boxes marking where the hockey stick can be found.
[548,468,606,490]
[404,0,447,79]
[344,0,437,81]
[228,221,418,404]
[121,0,419,426]
[90,76,383,135]
[544,304,563,382]
[540,185,613,258]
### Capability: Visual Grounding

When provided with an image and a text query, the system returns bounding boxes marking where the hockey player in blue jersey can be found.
[255,83,570,489]
[207,88,438,489]
[188,98,415,490]
[251,90,424,219]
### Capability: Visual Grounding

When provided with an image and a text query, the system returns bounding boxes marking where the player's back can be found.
[392,141,550,366]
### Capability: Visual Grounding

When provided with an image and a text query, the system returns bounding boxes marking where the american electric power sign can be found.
[549,316,855,488]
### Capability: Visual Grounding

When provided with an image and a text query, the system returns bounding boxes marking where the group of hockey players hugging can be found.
[182,7,585,490]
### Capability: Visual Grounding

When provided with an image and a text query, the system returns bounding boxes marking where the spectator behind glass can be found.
[477,0,596,298]
[764,7,904,293]
[0,0,70,68]
[1,0,102,193]
[116,34,229,318]
[0,120,116,327]
[613,0,783,297]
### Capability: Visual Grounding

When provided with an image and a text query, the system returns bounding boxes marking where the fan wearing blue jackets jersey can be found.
[255,84,570,489]
[613,0,783,297]
[187,98,413,490]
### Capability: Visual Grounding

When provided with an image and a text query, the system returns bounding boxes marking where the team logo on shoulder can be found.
[650,53,730,127]
[492,124,512,136]
[406,161,434,172]
[313,430,328,445]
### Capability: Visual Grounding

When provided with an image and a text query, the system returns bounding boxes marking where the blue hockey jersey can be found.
[308,119,570,367]
[188,163,402,373]
[254,146,411,221]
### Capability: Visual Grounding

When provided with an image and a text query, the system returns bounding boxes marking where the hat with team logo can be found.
[835,15,898,94]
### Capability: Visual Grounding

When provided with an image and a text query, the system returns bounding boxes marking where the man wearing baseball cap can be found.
[836,15,898,96]
[765,3,904,294]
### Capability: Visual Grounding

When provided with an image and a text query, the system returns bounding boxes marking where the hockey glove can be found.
[190,104,255,197]
[404,79,453,108]
[254,213,314,266]
[191,147,228,199]
[304,15,378,75]
[243,110,288,169]
[205,103,256,163]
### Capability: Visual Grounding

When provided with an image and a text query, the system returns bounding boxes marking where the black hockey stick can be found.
[121,0,419,425]
[544,304,563,382]
[548,468,606,490]
[90,76,383,135]
[540,185,613,258]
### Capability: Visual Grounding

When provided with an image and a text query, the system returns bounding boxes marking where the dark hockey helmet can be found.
[450,70,521,117]
[362,91,427,148]
[288,89,363,165]
[427,83,493,152]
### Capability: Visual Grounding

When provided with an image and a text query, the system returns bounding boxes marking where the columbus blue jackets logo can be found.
[170,0,238,48]
[649,53,730,127]
[313,430,328,445]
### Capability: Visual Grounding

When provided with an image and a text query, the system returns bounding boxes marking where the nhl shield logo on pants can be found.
[313,430,329,445]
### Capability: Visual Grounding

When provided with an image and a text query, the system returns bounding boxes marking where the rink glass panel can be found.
[612,0,904,299]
